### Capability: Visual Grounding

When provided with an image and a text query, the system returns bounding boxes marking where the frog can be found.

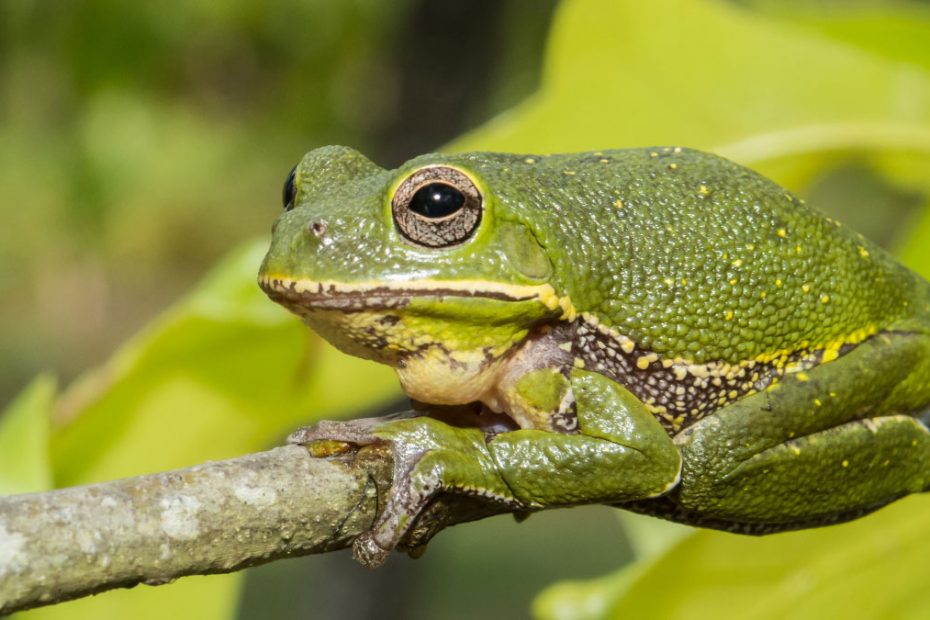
[258,145,930,568]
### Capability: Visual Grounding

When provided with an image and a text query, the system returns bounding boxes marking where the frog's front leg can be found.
[289,368,680,567]
[665,332,930,530]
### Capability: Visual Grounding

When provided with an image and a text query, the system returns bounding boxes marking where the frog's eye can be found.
[391,166,482,248]
[282,165,298,211]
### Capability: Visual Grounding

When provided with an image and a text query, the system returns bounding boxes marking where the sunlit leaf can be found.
[454,0,930,197]
[605,495,930,620]
[0,376,54,495]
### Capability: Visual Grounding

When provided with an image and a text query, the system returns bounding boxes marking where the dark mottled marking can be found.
[573,318,862,433]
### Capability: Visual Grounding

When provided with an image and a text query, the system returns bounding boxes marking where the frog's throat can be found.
[258,275,576,408]
[258,275,577,317]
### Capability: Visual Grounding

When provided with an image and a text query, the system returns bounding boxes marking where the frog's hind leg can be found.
[667,332,930,529]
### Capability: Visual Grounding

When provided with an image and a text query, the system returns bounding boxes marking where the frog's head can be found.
[259,146,568,405]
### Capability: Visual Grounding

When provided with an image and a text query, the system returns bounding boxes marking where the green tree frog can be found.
[259,146,930,567]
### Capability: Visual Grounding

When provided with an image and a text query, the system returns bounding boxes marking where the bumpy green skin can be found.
[261,146,930,567]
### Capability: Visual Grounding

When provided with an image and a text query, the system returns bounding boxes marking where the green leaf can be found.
[454,0,930,198]
[740,1,930,74]
[895,197,930,279]
[605,495,930,620]
[0,376,54,496]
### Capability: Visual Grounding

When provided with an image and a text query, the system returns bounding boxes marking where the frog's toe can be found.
[288,420,379,446]
[351,531,392,568]
[288,412,416,446]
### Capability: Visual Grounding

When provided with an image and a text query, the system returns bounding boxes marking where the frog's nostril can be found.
[308,220,328,238]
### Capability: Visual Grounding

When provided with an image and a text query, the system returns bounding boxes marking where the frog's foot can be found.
[289,414,520,568]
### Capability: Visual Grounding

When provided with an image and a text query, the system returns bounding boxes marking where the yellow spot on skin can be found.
[664,277,674,286]
[729,278,738,286]
[760,291,767,300]
[821,294,830,304]
[673,146,682,154]
[681,278,688,285]
[573,358,585,369]
[745,243,755,251]
[697,184,711,197]
[777,228,787,238]
[857,246,870,258]
[564,170,576,176]
[802,284,811,293]
[668,163,678,170]
[636,356,651,370]
[795,245,802,254]
[822,349,839,363]
[725,310,734,321]
[775,278,782,287]
[814,399,822,407]
[731,259,743,268]
[620,338,635,354]
[842,459,849,468]
[797,372,809,382]
[524,158,536,164]
[600,158,610,164]
[650,151,659,157]
[614,198,624,209]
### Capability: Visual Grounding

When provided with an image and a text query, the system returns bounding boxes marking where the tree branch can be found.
[0,443,399,614]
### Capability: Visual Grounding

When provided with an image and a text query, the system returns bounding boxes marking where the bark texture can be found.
[0,444,394,614]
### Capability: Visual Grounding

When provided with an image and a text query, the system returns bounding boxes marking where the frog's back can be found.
[465,147,930,365]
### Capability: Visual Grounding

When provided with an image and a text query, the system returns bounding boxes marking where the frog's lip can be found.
[258,275,563,312]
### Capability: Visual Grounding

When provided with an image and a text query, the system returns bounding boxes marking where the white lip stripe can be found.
[259,275,557,300]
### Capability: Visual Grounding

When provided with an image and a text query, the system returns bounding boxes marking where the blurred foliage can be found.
[3,0,930,618]
[0,0,410,399]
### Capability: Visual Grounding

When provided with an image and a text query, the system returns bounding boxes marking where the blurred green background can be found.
[2,0,930,618]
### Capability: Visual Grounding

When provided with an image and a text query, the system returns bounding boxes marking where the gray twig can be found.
[0,444,395,614]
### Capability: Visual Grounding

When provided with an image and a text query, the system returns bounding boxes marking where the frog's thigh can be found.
[487,368,681,506]
[698,415,929,523]
[674,333,930,524]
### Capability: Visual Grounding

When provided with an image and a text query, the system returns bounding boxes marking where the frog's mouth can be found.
[259,274,576,404]
[258,275,569,314]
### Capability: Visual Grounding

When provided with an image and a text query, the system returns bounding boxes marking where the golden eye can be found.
[391,166,482,248]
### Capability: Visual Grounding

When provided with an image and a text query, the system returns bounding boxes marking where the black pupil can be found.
[282,166,297,210]
[409,183,465,218]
